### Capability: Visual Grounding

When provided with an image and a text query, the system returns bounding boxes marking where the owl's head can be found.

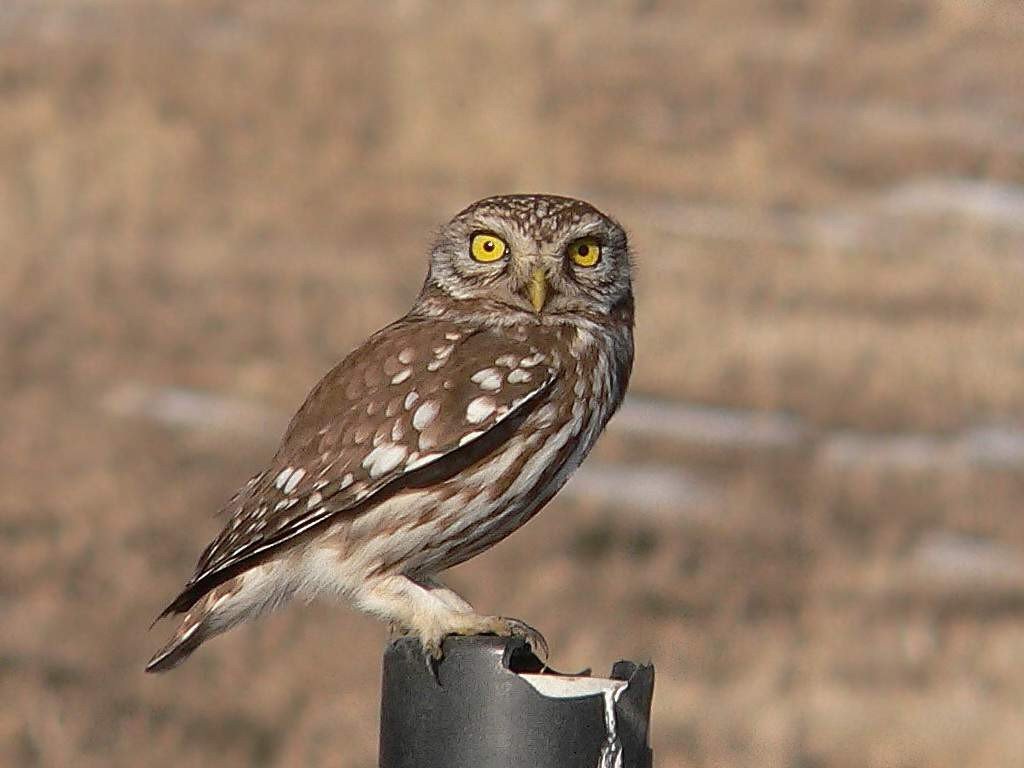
[419,194,632,322]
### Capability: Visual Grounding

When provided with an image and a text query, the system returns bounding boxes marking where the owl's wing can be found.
[160,319,557,616]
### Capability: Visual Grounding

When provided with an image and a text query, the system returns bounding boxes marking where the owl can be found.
[146,194,634,672]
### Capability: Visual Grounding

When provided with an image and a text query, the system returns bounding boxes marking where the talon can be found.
[498,617,549,661]
[422,638,443,683]
[423,637,443,660]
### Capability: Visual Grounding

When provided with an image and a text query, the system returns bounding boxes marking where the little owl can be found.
[147,194,634,672]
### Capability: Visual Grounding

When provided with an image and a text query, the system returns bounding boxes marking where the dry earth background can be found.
[3,1,1024,766]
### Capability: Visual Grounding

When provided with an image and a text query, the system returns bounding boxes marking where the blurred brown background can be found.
[3,1,1024,766]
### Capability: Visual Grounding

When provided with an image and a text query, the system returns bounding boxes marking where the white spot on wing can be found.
[391,369,412,384]
[363,443,408,479]
[275,468,293,490]
[507,368,532,384]
[307,492,323,509]
[398,347,415,364]
[495,354,518,368]
[413,400,439,430]
[471,368,503,391]
[284,468,305,494]
[404,391,420,410]
[466,396,496,424]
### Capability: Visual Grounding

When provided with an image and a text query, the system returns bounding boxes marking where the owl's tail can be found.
[145,609,212,673]
[146,614,207,671]
[146,564,293,673]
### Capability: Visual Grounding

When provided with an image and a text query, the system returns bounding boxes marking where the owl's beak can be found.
[526,267,548,312]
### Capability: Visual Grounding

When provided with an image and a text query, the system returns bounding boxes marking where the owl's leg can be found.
[414,576,549,659]
[379,577,480,646]
[413,575,475,614]
[376,576,476,659]
[354,574,547,661]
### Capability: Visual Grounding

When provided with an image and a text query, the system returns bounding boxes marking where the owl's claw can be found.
[495,616,549,662]
[423,637,444,660]
[422,637,444,682]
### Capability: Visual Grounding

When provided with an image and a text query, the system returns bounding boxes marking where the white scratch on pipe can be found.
[598,681,628,768]
[519,674,629,768]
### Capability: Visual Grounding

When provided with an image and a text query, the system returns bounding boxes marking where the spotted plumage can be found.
[147,194,634,672]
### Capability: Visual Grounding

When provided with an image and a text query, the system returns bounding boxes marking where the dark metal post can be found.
[379,635,654,768]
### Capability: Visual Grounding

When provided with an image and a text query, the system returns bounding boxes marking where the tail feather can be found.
[146,564,291,673]
[145,614,209,673]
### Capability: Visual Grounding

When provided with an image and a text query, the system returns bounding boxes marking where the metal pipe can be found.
[379,635,654,768]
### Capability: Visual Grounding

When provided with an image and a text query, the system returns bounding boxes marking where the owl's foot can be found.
[359,575,548,670]
[416,615,549,680]
[419,614,548,662]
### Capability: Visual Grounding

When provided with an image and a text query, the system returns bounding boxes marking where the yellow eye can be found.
[568,237,601,267]
[470,233,508,263]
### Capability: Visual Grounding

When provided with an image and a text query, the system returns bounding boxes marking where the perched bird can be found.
[146,194,634,672]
